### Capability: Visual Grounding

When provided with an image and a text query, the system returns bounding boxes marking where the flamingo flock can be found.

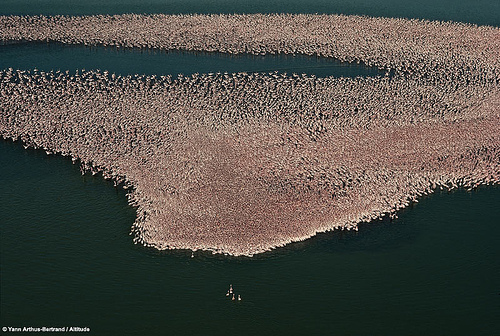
[0,14,498,256]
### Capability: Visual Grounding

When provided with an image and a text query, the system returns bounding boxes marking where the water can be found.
[1,1,500,335]
[1,140,499,335]
[1,0,499,27]
[0,43,386,78]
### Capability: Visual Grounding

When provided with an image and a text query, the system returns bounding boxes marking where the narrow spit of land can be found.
[1,14,499,256]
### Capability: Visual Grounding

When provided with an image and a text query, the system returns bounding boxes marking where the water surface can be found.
[0,42,386,78]
[1,0,498,26]
[1,140,499,335]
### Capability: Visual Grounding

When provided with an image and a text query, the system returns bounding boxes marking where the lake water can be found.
[1,0,499,26]
[1,1,499,335]
[0,43,386,78]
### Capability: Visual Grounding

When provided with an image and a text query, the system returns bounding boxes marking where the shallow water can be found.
[1,1,500,335]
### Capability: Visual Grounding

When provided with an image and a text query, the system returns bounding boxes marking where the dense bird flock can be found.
[1,14,499,255]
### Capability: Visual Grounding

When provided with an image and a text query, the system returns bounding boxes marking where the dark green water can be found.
[1,141,499,336]
[1,1,500,335]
